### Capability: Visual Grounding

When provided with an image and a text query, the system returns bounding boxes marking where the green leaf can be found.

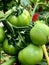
[38,62,47,65]
[37,59,47,65]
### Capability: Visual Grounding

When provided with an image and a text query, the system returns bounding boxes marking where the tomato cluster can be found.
[0,6,49,65]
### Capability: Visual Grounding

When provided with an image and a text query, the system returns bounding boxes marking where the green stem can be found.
[32,0,40,16]
[0,6,16,22]
[4,6,16,19]
[2,20,15,35]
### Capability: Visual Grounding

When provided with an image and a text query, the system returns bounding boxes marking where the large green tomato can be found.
[30,21,49,46]
[8,9,30,26]
[0,27,5,42]
[3,39,17,56]
[18,44,43,65]
[18,9,31,26]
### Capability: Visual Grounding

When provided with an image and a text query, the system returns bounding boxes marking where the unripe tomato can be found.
[30,21,49,46]
[0,27,5,42]
[18,44,43,65]
[8,15,18,26]
[8,9,31,27]
[3,39,17,56]
[18,9,31,26]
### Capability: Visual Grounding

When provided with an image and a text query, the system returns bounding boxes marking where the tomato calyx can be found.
[12,7,24,17]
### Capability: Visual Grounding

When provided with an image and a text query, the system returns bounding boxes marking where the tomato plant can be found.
[0,0,49,65]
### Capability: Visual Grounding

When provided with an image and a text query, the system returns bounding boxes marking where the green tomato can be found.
[30,21,49,46]
[18,44,43,65]
[3,39,17,56]
[8,15,18,26]
[0,27,5,42]
[8,9,30,27]
[18,9,31,26]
